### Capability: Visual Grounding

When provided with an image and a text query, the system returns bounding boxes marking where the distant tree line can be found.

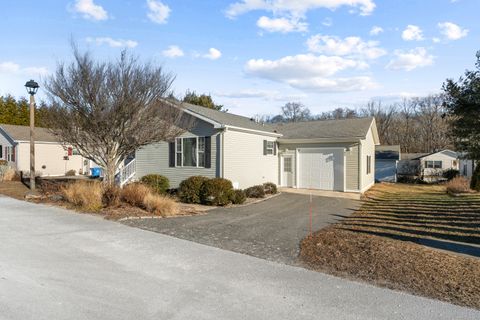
[255,96,452,154]
[0,95,51,127]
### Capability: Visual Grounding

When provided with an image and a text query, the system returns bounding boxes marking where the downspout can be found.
[358,139,363,192]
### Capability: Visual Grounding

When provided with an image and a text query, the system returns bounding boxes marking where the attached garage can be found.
[297,148,345,191]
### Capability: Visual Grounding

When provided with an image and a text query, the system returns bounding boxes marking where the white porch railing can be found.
[119,159,136,187]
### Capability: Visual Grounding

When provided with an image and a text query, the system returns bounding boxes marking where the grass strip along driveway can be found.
[300,183,480,310]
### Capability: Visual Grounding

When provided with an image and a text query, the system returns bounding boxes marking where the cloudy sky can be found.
[0,0,478,116]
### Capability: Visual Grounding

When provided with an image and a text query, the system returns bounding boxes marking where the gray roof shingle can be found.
[0,124,58,143]
[181,103,278,134]
[273,117,374,140]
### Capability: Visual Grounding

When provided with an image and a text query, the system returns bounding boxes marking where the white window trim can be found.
[425,160,442,169]
[175,136,206,168]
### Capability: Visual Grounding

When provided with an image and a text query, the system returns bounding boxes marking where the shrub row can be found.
[178,176,278,206]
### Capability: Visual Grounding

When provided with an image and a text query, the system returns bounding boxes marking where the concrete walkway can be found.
[280,187,361,200]
[0,196,478,320]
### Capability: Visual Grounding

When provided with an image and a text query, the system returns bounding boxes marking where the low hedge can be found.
[200,178,234,206]
[263,182,278,194]
[231,189,246,204]
[245,185,265,198]
[178,176,210,204]
[140,174,170,194]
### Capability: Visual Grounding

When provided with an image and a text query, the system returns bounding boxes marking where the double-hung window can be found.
[175,137,205,168]
[266,141,274,155]
[366,155,372,175]
[5,146,15,162]
[425,160,442,169]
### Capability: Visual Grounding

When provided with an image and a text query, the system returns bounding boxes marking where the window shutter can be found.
[263,140,267,155]
[12,146,15,162]
[0,145,2,158]
[168,142,175,167]
[273,142,277,155]
[205,136,211,168]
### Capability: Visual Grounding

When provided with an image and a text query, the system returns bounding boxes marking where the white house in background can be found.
[0,124,89,176]
[131,103,380,193]
[398,149,459,181]
[375,145,401,182]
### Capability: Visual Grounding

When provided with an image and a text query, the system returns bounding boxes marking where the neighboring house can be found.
[398,150,459,181]
[133,103,380,193]
[0,124,88,176]
[375,145,401,182]
[459,157,476,178]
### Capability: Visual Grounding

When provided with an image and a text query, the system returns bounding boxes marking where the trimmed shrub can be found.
[245,185,265,198]
[200,178,234,206]
[263,182,278,194]
[446,176,471,194]
[179,176,210,204]
[231,189,246,205]
[122,183,151,207]
[442,169,459,181]
[0,167,18,182]
[471,164,480,191]
[0,160,7,166]
[65,169,76,176]
[62,181,103,212]
[143,193,179,217]
[102,185,121,207]
[140,174,170,194]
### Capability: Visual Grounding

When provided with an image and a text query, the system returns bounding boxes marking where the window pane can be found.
[176,153,182,166]
[183,138,197,167]
[198,137,205,152]
[198,152,205,167]
[284,158,292,172]
[176,138,182,152]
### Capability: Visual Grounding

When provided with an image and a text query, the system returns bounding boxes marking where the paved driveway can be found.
[124,193,359,265]
[1,196,479,320]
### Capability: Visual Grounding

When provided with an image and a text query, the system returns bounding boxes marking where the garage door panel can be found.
[298,149,344,191]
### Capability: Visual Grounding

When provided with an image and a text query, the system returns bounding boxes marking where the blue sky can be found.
[0,0,478,116]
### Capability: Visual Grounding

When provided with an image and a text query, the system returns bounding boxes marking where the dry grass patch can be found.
[121,183,151,207]
[300,183,480,309]
[143,193,179,217]
[0,181,29,200]
[62,181,103,212]
[446,176,472,194]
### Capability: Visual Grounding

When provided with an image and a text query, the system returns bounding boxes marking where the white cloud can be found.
[369,26,383,36]
[162,45,184,58]
[0,61,48,76]
[244,54,376,92]
[322,17,333,27]
[73,0,108,21]
[401,25,424,41]
[306,34,386,60]
[387,47,434,71]
[438,22,468,40]
[216,89,306,101]
[226,0,376,18]
[147,0,170,24]
[203,48,222,60]
[257,16,307,33]
[86,37,138,48]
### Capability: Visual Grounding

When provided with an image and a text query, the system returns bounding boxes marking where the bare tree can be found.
[281,102,311,122]
[44,47,188,186]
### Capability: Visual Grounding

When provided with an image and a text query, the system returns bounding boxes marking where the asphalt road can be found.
[124,193,358,265]
[0,196,479,320]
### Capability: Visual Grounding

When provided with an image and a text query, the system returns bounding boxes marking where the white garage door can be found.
[298,148,344,191]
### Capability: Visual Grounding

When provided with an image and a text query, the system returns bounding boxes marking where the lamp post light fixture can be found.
[25,79,39,191]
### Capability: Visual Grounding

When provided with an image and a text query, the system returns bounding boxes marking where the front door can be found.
[282,155,293,187]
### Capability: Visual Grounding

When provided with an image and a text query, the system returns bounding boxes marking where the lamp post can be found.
[25,80,39,191]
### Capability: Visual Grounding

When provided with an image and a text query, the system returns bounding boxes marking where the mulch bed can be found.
[300,183,480,309]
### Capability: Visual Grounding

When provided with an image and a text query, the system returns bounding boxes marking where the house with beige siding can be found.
[0,124,89,176]
[133,103,379,193]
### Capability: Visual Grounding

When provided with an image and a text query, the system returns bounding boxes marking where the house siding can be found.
[223,128,278,189]
[278,142,359,191]
[135,118,221,188]
[0,130,14,163]
[360,127,376,191]
[16,142,85,176]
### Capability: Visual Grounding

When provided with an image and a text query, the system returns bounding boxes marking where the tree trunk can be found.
[103,160,117,187]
